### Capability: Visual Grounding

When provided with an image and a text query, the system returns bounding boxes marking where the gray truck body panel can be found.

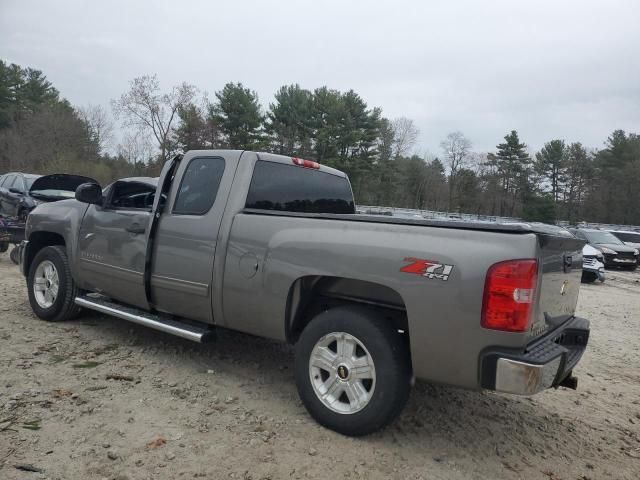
[23,150,586,391]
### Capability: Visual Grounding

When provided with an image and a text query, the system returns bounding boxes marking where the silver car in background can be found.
[581,244,605,283]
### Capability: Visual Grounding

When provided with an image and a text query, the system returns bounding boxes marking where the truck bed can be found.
[243,208,571,236]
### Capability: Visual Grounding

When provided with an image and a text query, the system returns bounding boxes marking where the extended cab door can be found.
[149,152,240,323]
[77,179,157,309]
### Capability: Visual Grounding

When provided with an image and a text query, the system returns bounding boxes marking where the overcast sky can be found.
[1,0,639,154]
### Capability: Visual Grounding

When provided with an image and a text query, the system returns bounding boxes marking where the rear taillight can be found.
[481,259,538,332]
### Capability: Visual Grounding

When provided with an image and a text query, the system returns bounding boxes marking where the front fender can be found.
[25,200,89,280]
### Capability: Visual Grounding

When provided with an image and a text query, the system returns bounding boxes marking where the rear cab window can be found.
[245,161,355,214]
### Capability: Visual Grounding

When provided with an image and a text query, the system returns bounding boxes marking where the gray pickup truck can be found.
[19,150,590,436]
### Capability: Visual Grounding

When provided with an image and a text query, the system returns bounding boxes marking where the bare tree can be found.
[440,131,472,210]
[117,131,154,175]
[77,104,114,154]
[111,75,197,164]
[391,117,419,160]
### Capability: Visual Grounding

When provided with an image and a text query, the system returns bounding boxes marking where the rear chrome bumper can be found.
[494,357,563,395]
[481,316,590,395]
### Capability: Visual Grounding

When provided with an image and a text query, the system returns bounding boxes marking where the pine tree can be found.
[535,139,566,203]
[175,103,206,151]
[487,130,531,216]
[212,82,263,149]
[266,84,313,156]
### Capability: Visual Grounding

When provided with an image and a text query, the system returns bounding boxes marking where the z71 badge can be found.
[400,257,454,281]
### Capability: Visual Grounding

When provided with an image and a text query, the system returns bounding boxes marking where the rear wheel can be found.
[27,246,81,322]
[295,305,411,436]
[0,242,8,253]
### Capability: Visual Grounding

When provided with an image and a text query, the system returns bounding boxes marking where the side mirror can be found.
[9,187,24,195]
[75,183,103,205]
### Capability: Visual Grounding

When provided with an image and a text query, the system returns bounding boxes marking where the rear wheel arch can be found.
[285,275,410,344]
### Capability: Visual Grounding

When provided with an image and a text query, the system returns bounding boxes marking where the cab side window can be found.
[108,181,157,210]
[173,157,225,215]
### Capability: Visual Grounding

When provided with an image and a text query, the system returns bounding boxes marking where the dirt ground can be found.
[0,251,639,480]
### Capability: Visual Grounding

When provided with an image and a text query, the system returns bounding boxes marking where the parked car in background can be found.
[0,172,42,219]
[608,230,640,251]
[0,173,95,220]
[581,244,605,283]
[569,228,638,270]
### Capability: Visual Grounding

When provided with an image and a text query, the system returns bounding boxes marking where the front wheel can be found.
[295,305,411,436]
[27,246,81,322]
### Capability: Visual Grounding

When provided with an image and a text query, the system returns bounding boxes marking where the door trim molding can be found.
[150,274,209,297]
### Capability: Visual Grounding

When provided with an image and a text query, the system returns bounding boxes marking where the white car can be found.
[582,244,605,283]
[608,230,640,250]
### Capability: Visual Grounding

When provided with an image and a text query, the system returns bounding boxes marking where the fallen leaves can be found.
[51,388,73,398]
[147,436,167,449]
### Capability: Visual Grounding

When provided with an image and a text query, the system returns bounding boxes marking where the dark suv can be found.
[569,228,638,270]
[0,172,95,220]
[0,172,42,219]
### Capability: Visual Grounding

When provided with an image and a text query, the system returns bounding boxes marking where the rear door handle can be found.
[126,223,146,235]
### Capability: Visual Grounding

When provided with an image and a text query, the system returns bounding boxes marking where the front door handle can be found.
[126,223,146,235]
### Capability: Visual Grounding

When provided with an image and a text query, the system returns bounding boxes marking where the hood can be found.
[29,174,97,200]
[582,244,602,256]
[593,243,638,253]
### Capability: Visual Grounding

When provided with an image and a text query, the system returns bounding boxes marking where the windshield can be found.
[583,230,623,245]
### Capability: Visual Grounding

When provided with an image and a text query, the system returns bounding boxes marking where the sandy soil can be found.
[1,250,639,480]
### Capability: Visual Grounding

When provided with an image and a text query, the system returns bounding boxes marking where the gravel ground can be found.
[0,250,639,480]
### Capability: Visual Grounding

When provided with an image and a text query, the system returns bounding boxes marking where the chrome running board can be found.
[75,295,214,343]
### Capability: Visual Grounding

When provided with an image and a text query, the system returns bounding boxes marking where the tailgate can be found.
[529,232,585,339]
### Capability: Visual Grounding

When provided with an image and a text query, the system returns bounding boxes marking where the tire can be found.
[295,305,411,436]
[581,272,597,283]
[27,245,81,322]
[623,265,637,271]
[17,208,28,222]
[9,246,19,265]
[0,242,8,253]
